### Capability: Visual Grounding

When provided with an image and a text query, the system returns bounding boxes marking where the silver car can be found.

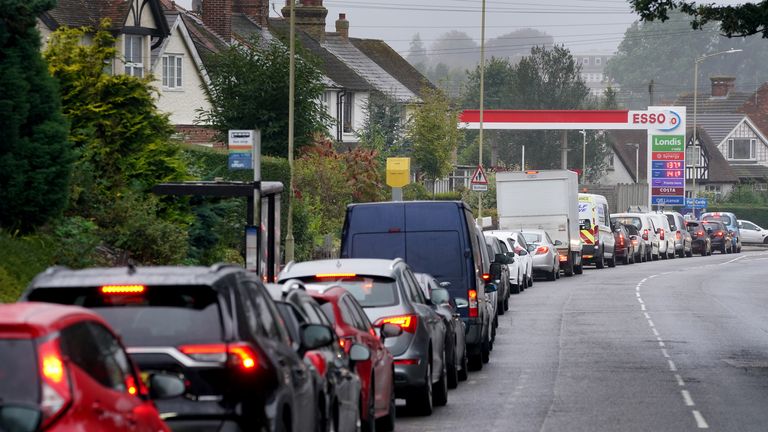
[521,230,561,281]
[278,258,449,416]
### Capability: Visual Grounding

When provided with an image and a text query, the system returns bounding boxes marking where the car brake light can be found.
[642,229,649,240]
[38,338,71,428]
[375,315,418,333]
[481,273,491,281]
[676,231,681,240]
[100,285,145,294]
[536,246,549,255]
[305,351,327,376]
[394,359,420,365]
[179,343,259,370]
[125,374,138,396]
[659,228,665,241]
[315,273,356,279]
[468,289,478,318]
[558,253,568,262]
[715,231,724,238]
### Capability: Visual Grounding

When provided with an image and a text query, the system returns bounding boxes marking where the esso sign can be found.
[629,110,681,131]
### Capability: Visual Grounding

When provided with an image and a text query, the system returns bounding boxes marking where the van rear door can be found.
[342,204,406,259]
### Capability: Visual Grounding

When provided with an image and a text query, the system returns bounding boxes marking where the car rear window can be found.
[703,214,733,225]
[405,231,463,279]
[665,215,677,229]
[303,276,398,308]
[0,339,39,404]
[623,225,640,236]
[702,221,724,230]
[26,286,223,347]
[522,233,542,244]
[613,217,642,230]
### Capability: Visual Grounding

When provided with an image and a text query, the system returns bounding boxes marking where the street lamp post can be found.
[285,0,297,263]
[580,129,586,184]
[478,0,486,219]
[691,49,742,199]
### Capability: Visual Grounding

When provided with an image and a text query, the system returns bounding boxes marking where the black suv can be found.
[23,265,334,432]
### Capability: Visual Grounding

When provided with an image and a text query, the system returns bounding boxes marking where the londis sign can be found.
[629,109,682,132]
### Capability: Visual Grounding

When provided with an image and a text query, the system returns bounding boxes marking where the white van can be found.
[578,193,616,268]
[611,212,660,261]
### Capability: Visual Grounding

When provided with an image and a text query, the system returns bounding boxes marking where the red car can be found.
[304,284,400,432]
[0,303,183,432]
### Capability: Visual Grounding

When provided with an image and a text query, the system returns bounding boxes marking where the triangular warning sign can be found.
[471,165,488,185]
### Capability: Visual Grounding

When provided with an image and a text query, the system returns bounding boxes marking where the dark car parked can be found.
[279,258,448,416]
[686,220,712,256]
[0,302,181,432]
[702,220,733,254]
[23,265,332,432]
[612,223,635,265]
[414,273,469,389]
[483,236,512,314]
[339,201,491,372]
[266,281,364,432]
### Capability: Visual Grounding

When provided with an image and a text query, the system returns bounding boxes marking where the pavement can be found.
[396,250,768,431]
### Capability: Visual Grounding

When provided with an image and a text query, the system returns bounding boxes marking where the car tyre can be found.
[433,351,448,407]
[468,351,483,371]
[607,255,616,267]
[574,263,583,274]
[376,381,396,432]
[447,346,459,390]
[527,275,533,287]
[596,253,605,269]
[481,335,491,364]
[510,283,521,294]
[548,267,557,281]
[686,248,693,257]
[407,359,433,416]
[458,350,469,381]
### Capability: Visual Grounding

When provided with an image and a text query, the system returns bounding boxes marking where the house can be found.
[675,76,768,189]
[603,127,738,199]
[572,53,615,97]
[38,0,222,145]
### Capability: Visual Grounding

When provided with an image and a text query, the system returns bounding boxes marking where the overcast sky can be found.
[177,0,745,57]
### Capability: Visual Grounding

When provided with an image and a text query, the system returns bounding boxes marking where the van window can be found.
[600,204,609,226]
[703,214,733,226]
[665,215,677,230]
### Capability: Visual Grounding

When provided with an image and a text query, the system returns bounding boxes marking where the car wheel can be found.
[447,342,459,390]
[686,248,693,257]
[548,267,557,281]
[527,274,533,287]
[458,350,469,382]
[468,351,483,371]
[574,263,583,274]
[596,253,605,269]
[504,296,510,311]
[608,255,616,267]
[407,358,433,416]
[376,381,395,432]
[433,350,448,407]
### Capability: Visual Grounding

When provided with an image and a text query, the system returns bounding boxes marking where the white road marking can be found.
[692,410,709,428]
[661,348,669,357]
[648,320,655,327]
[644,312,651,319]
[659,340,665,347]
[641,304,646,311]
[652,328,660,336]
[682,390,695,406]
[638,298,644,304]
[668,360,677,371]
[636,292,641,297]
[675,374,685,386]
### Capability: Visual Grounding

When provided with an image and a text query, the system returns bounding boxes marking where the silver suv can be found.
[278,258,449,416]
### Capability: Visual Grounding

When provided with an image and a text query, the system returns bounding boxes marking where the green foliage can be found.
[706,204,768,228]
[602,86,620,109]
[198,34,331,157]
[0,231,54,303]
[402,183,430,200]
[47,216,101,268]
[410,87,461,188]
[434,191,463,201]
[357,93,409,158]
[629,0,768,38]
[723,185,766,205]
[0,0,73,231]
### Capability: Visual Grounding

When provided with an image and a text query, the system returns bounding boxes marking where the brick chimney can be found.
[282,0,328,41]
[202,0,232,42]
[234,0,269,26]
[711,76,736,97]
[335,13,349,39]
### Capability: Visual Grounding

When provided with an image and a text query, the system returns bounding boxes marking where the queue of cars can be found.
[1,190,762,432]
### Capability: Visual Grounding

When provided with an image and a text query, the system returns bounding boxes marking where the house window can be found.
[686,145,701,167]
[125,35,144,77]
[727,138,756,160]
[319,91,332,113]
[343,92,354,134]
[705,185,722,197]
[754,183,768,191]
[607,151,615,170]
[595,57,602,65]
[162,55,183,88]
[583,57,589,65]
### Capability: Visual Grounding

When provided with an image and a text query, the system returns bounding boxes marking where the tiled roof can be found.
[232,13,275,48]
[737,83,768,139]
[729,164,768,180]
[267,18,372,91]
[692,113,745,144]
[322,34,416,103]
[675,91,753,115]
[42,0,169,36]
[350,38,433,100]
[180,13,228,64]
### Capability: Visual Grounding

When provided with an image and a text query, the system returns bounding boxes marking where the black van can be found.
[340,201,491,369]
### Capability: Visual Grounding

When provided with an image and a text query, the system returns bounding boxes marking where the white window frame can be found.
[583,57,589,65]
[726,138,756,161]
[595,57,602,65]
[162,54,183,89]
[342,92,354,134]
[125,35,144,78]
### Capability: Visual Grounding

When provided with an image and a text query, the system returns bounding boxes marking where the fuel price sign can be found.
[650,135,685,206]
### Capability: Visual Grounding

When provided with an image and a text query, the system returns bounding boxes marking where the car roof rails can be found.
[390,257,405,269]
[209,263,243,273]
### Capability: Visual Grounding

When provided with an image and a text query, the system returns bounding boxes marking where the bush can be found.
[46,216,101,268]
[402,183,430,200]
[0,231,54,303]
[434,191,463,201]
[706,204,768,228]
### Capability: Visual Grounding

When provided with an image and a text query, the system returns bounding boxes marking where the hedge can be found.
[0,232,54,303]
[706,204,768,228]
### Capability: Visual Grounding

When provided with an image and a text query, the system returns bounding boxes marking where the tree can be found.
[356,92,408,157]
[429,30,479,70]
[410,87,461,194]
[629,0,768,38]
[0,0,72,231]
[199,34,331,157]
[406,33,428,74]
[602,86,620,109]
[485,28,554,61]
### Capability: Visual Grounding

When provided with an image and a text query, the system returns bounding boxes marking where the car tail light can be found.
[536,246,549,255]
[394,359,420,365]
[676,231,682,241]
[658,229,665,241]
[642,229,649,240]
[100,284,146,294]
[617,234,625,247]
[468,289,478,318]
[697,231,705,238]
[338,336,355,352]
[481,273,491,282]
[38,338,71,428]
[305,351,327,376]
[558,254,568,262]
[179,343,259,371]
[375,315,418,333]
[715,231,724,238]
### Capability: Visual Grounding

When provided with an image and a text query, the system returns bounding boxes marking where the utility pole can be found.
[478,0,486,219]
[648,80,655,106]
[560,130,568,170]
[285,0,296,263]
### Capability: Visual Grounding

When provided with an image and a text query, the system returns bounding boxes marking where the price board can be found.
[649,133,685,206]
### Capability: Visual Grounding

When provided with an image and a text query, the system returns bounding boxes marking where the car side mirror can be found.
[494,253,507,264]
[380,323,403,340]
[554,240,563,246]
[348,344,370,364]
[505,252,515,261]
[430,287,450,305]
[300,324,335,351]
[489,262,502,281]
[149,373,186,400]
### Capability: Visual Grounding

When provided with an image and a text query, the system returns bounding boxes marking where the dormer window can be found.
[125,35,144,78]
[727,138,756,160]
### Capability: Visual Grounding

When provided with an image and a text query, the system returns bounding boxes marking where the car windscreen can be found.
[623,224,640,236]
[0,339,39,405]
[26,285,223,347]
[522,232,542,244]
[301,276,398,308]
[613,217,642,230]
[703,214,733,226]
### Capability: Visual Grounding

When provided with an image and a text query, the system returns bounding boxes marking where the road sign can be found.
[471,165,489,192]
[685,197,708,208]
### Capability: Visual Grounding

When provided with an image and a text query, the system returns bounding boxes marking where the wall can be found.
[598,152,635,185]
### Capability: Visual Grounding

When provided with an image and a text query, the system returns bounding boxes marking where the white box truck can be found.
[495,170,583,276]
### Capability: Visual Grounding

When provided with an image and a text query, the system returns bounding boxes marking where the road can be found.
[396,250,768,431]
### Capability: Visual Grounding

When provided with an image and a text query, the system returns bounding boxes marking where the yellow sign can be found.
[386,157,411,188]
